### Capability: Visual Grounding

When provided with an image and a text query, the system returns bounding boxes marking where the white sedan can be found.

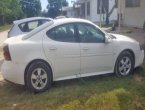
[2,18,144,92]
[8,17,52,38]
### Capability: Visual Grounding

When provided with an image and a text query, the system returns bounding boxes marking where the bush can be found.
[57,89,130,110]
[57,100,83,110]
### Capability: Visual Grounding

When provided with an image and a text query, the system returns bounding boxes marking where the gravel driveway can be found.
[0,30,8,47]
[0,30,8,81]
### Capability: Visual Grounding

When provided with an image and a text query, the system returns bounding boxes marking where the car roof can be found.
[53,18,93,25]
[13,17,53,24]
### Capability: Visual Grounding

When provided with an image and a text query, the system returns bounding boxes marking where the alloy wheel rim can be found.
[31,68,48,90]
[119,56,132,76]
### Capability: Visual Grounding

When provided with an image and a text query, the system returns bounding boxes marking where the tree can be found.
[20,0,41,17]
[0,0,24,25]
[47,0,68,18]
[105,0,118,25]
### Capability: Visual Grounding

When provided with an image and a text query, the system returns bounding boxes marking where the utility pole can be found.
[118,0,121,33]
[99,0,102,27]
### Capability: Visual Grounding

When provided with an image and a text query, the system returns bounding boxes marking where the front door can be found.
[76,23,114,76]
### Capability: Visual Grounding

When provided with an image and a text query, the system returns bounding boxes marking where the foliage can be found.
[0,0,24,25]
[20,0,41,17]
[47,0,68,18]
[57,88,145,110]
[57,100,83,110]
[103,0,118,25]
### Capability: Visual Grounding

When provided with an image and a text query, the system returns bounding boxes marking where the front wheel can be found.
[26,61,52,93]
[115,51,134,76]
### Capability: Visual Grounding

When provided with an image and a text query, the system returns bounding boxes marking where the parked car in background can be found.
[2,18,144,93]
[8,17,53,38]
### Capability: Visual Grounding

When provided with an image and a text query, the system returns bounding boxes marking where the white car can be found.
[2,18,144,92]
[8,17,53,38]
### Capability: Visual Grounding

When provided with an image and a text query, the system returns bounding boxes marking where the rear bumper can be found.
[135,50,144,67]
[1,61,26,85]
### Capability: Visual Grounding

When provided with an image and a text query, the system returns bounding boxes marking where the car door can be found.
[43,23,81,80]
[76,23,114,76]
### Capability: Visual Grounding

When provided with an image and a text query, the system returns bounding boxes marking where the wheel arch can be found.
[24,59,53,85]
[114,49,135,72]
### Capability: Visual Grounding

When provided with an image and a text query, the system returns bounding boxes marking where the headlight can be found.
[139,43,145,50]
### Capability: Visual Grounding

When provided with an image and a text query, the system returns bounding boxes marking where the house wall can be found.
[84,0,117,23]
[122,0,145,28]
[66,10,75,18]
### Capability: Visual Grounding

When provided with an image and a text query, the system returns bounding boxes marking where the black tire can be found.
[26,61,52,93]
[115,51,134,76]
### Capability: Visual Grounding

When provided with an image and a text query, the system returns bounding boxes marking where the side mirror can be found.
[105,36,112,43]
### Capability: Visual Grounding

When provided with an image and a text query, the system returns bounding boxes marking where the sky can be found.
[40,0,74,11]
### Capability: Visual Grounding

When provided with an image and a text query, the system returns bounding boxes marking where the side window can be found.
[41,20,49,24]
[46,24,76,42]
[77,24,105,43]
[19,20,40,32]
[28,20,40,30]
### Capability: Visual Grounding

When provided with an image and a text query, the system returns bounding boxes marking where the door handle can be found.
[83,47,89,51]
[49,47,57,51]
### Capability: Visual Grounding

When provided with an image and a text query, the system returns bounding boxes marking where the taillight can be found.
[3,45,11,61]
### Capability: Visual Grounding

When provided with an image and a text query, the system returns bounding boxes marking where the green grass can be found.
[0,60,145,110]
[0,24,11,32]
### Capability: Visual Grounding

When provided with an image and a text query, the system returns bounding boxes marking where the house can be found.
[62,7,75,18]
[62,5,82,18]
[75,0,118,24]
[118,0,145,28]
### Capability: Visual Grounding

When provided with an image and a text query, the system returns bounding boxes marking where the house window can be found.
[97,0,109,14]
[126,0,140,7]
[87,2,90,16]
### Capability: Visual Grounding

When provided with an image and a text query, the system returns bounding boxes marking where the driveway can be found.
[0,30,8,81]
[0,30,8,47]
[110,27,145,46]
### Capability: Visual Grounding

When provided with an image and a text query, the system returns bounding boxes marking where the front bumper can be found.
[1,61,26,85]
[135,50,144,67]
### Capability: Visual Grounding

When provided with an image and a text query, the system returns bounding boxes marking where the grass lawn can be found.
[0,24,11,32]
[0,59,145,110]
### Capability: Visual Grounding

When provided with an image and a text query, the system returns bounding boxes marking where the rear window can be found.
[19,20,41,32]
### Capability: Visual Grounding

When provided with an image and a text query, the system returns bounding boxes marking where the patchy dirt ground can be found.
[110,27,145,46]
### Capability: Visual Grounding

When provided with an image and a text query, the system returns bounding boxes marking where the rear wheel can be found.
[26,61,52,93]
[115,51,134,76]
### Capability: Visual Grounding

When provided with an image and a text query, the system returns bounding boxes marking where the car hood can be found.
[3,34,26,45]
[110,33,138,43]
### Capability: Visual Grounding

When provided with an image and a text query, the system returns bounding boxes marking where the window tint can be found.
[126,0,140,7]
[77,23,105,43]
[47,24,76,42]
[19,20,40,32]
[41,20,49,24]
[87,2,90,16]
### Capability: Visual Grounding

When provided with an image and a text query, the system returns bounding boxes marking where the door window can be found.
[47,24,76,42]
[77,23,105,43]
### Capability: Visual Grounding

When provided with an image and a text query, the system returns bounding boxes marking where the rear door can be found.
[43,23,81,80]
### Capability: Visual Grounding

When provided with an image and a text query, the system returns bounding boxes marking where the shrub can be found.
[57,88,130,110]
[57,100,83,110]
